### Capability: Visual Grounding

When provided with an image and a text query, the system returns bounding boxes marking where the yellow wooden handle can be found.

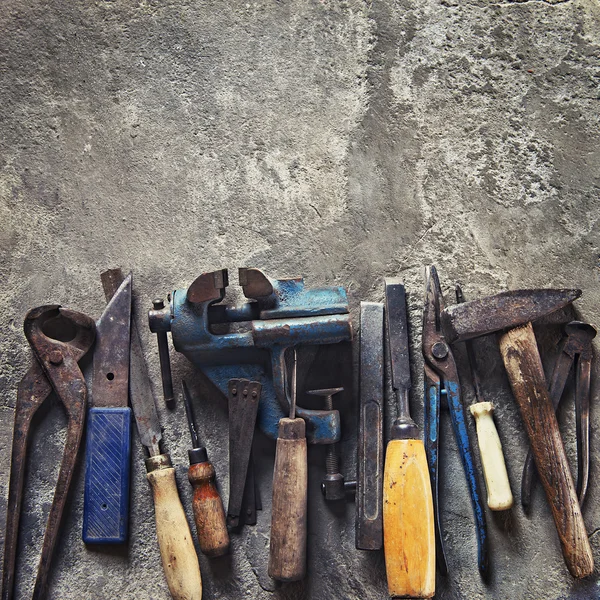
[383,439,435,599]
[147,465,203,600]
[470,402,514,511]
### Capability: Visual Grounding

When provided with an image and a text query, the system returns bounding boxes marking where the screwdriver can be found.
[383,279,435,598]
[182,381,230,557]
[268,348,307,582]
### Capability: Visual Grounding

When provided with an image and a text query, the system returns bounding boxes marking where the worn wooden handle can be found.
[499,323,593,578]
[383,439,435,598]
[189,462,230,558]
[268,418,308,582]
[470,402,513,511]
[147,465,203,599]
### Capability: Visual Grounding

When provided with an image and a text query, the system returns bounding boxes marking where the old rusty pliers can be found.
[521,320,596,510]
[2,306,95,600]
[422,267,489,577]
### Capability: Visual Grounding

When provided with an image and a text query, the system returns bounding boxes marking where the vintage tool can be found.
[383,280,435,598]
[148,267,352,445]
[152,298,174,405]
[3,306,95,600]
[423,267,488,577]
[356,302,384,551]
[268,349,308,582]
[456,284,513,512]
[227,378,261,530]
[182,381,230,557]
[104,269,202,599]
[428,265,590,577]
[521,320,596,509]
[500,323,593,578]
[83,272,133,544]
[307,387,345,500]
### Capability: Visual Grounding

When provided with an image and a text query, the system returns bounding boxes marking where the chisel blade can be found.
[384,279,411,393]
[92,274,132,407]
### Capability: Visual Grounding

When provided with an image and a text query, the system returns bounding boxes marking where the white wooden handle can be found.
[147,466,203,599]
[470,402,514,511]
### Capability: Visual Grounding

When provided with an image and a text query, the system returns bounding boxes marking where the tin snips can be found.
[422,266,489,577]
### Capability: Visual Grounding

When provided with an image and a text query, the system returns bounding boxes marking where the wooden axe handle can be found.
[499,323,593,578]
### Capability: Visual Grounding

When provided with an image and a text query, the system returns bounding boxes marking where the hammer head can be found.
[441,288,582,343]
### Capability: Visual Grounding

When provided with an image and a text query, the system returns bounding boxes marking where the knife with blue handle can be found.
[82,272,132,544]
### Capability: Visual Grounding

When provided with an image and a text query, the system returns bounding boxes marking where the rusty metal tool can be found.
[429,265,591,577]
[151,298,174,405]
[83,272,133,544]
[521,320,596,510]
[182,381,230,557]
[307,387,346,500]
[356,302,384,551]
[383,280,435,598]
[456,284,513,512]
[227,378,261,530]
[104,269,202,599]
[2,306,95,600]
[268,348,308,582]
[423,268,488,577]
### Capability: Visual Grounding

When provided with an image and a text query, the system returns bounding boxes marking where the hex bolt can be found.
[307,387,345,501]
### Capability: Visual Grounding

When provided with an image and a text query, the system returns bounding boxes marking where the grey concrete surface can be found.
[1,0,599,598]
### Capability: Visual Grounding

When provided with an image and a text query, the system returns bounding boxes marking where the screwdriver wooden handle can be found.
[189,461,230,557]
[146,457,202,600]
[469,402,514,511]
[383,439,435,598]
[268,418,307,582]
[499,323,593,578]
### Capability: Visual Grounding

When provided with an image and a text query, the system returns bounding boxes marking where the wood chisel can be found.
[182,380,230,557]
[268,348,308,582]
[383,279,435,598]
[103,268,202,599]
[455,284,513,512]
[83,272,132,544]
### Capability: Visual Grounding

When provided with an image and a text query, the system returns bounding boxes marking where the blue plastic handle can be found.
[83,407,131,544]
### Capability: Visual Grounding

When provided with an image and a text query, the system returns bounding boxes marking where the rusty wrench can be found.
[2,306,95,600]
[521,320,596,510]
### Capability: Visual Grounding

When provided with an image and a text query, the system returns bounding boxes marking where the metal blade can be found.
[92,274,132,408]
[441,288,581,343]
[100,268,162,456]
[384,279,411,392]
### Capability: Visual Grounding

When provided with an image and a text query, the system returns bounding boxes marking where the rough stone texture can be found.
[1,0,599,598]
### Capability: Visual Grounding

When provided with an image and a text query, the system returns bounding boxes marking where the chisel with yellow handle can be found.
[383,279,435,599]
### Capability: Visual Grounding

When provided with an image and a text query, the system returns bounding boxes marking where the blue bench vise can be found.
[148,267,353,445]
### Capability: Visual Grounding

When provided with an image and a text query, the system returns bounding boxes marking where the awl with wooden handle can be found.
[383,280,435,598]
[456,284,513,512]
[104,269,202,599]
[268,348,308,582]
[182,381,230,558]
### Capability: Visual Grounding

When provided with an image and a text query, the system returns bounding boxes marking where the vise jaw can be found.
[148,268,353,444]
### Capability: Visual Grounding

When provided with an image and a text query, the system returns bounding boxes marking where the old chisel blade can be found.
[83,273,132,544]
[441,288,581,343]
[385,279,411,394]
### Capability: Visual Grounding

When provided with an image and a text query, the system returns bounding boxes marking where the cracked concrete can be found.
[1,0,599,598]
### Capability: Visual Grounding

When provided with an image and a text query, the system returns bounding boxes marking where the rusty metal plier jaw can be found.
[422,267,489,577]
[3,306,95,600]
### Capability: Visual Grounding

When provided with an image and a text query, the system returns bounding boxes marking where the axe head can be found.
[441,288,582,343]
